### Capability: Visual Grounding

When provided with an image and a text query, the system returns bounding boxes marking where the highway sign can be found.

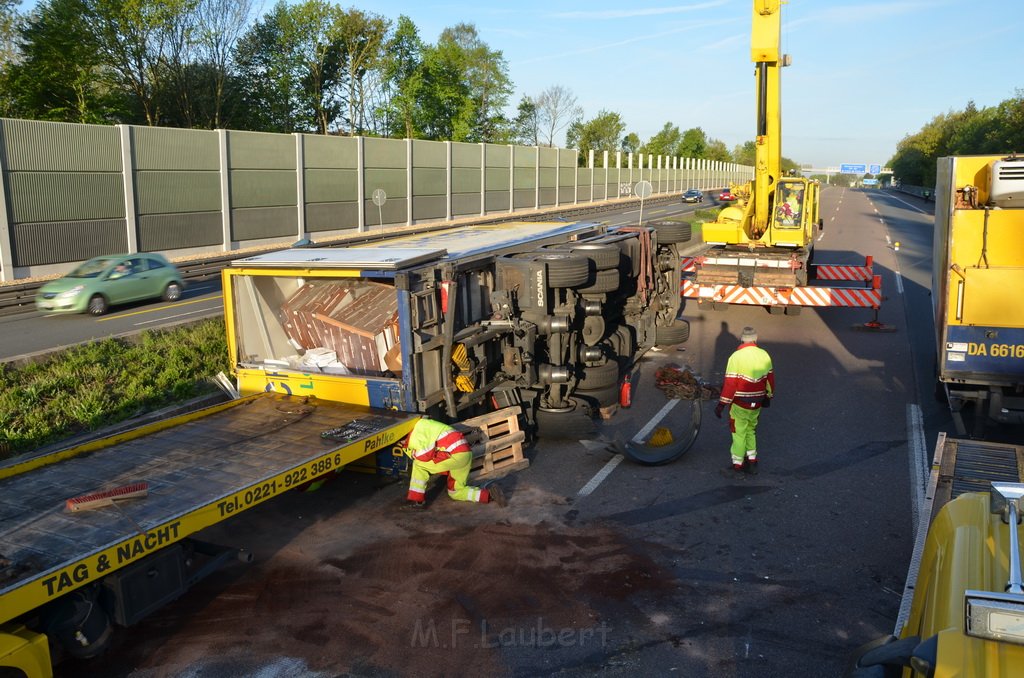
[869,164,881,175]
[840,163,867,174]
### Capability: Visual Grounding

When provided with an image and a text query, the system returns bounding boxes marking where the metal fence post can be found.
[533,146,540,211]
[218,129,232,251]
[479,142,486,217]
[446,141,453,221]
[295,133,306,241]
[0,121,13,282]
[118,125,138,253]
[357,135,366,231]
[508,144,515,214]
[407,138,414,226]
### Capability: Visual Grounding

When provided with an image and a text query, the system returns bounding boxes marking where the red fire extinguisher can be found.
[620,373,633,408]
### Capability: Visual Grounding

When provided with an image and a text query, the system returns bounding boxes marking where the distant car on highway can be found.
[718,189,737,202]
[682,189,704,203]
[36,253,184,316]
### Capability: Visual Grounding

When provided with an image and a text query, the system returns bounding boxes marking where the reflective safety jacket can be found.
[719,342,775,410]
[405,418,471,463]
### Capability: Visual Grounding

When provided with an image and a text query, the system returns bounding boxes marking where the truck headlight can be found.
[58,285,84,298]
[965,590,1024,645]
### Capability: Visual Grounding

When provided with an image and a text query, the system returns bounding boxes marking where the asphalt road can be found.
[54,188,958,677]
[0,197,714,363]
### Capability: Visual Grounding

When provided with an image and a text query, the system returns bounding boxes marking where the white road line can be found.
[896,272,904,295]
[134,306,221,326]
[632,398,682,442]
[577,455,624,497]
[906,403,927,531]
[577,398,681,498]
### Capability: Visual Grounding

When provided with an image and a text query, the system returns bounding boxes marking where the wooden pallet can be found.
[455,407,529,481]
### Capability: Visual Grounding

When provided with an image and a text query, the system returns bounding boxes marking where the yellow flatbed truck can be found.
[0,394,416,676]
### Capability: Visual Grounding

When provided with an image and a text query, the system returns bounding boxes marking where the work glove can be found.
[714,402,725,419]
[762,397,772,409]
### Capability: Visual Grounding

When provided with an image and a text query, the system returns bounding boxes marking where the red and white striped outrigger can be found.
[680,255,882,309]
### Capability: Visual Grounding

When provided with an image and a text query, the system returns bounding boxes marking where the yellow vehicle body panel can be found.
[236,367,373,404]
[0,624,52,678]
[901,492,1024,677]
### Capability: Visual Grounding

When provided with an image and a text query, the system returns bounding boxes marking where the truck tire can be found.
[577,268,621,294]
[536,399,596,438]
[560,243,621,270]
[532,253,590,288]
[575,383,619,408]
[623,398,701,465]
[651,220,692,244]
[655,319,690,346]
[577,358,619,390]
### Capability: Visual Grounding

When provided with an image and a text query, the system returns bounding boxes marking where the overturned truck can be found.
[225,219,693,435]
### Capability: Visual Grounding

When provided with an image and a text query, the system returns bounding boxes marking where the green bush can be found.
[0,318,229,459]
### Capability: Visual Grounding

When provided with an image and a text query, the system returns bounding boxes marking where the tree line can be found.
[0,0,770,167]
[889,90,1024,186]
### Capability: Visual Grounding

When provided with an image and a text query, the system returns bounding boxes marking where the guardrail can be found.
[0,192,699,318]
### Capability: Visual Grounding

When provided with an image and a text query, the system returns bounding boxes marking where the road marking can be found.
[906,403,927,536]
[577,455,624,497]
[577,398,681,498]
[134,306,222,326]
[97,294,224,322]
[884,194,930,213]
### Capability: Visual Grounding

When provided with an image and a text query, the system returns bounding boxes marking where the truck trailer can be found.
[932,154,1024,435]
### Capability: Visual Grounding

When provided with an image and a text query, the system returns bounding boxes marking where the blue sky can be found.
[365,0,1023,169]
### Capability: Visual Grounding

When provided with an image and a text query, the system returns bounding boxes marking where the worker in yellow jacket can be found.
[715,326,775,474]
[397,417,506,509]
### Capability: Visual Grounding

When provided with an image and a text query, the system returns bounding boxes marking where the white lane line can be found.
[632,398,681,442]
[906,403,927,533]
[577,398,681,498]
[134,306,221,326]
[577,455,624,497]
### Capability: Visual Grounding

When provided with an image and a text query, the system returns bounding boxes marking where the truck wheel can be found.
[651,220,692,244]
[532,253,590,288]
[561,243,621,270]
[536,399,596,438]
[577,268,620,294]
[578,358,619,390]
[623,398,701,465]
[655,319,690,346]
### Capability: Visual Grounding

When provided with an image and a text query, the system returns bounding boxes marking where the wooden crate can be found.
[455,406,529,481]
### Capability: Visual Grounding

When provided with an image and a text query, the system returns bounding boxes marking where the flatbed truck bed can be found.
[0,393,415,632]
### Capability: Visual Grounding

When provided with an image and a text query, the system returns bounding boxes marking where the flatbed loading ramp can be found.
[0,393,416,628]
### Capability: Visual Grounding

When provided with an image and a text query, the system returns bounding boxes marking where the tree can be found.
[535,84,581,147]
[162,0,255,128]
[705,138,731,162]
[566,109,625,159]
[0,0,19,68]
[377,14,422,138]
[84,0,196,126]
[733,140,756,166]
[417,23,512,142]
[336,7,388,135]
[677,127,708,158]
[621,132,640,155]
[642,122,681,158]
[510,95,538,145]
[4,0,122,122]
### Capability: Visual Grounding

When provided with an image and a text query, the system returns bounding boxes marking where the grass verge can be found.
[0,318,229,460]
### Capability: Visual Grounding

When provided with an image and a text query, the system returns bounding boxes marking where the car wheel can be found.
[87,295,108,316]
[163,282,183,302]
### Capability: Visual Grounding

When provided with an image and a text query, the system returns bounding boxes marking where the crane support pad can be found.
[0,393,416,625]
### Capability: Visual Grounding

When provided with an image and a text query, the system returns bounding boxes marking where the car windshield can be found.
[685,190,699,196]
[67,258,117,278]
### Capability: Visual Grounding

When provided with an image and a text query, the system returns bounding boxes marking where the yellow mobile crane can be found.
[683,0,880,315]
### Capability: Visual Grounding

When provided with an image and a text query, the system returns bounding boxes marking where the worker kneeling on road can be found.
[715,326,774,474]
[397,417,506,509]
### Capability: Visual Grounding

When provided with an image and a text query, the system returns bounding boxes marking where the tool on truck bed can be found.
[65,482,149,512]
